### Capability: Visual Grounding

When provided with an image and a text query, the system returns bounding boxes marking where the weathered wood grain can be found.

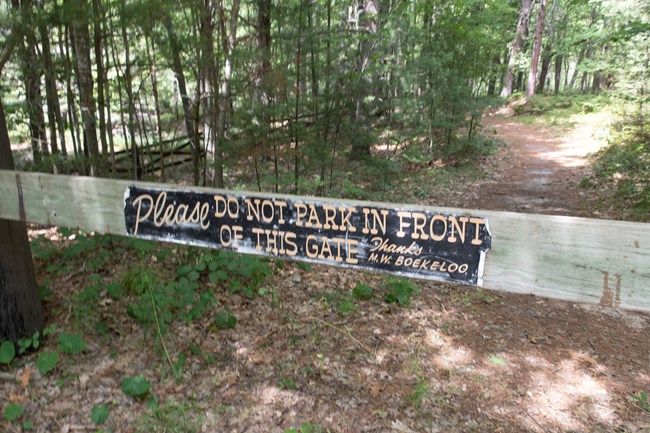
[1,170,648,312]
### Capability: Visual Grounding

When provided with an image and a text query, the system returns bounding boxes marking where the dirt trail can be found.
[467,111,611,217]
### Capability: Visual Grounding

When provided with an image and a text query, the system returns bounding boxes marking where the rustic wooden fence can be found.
[1,169,649,312]
[111,135,205,175]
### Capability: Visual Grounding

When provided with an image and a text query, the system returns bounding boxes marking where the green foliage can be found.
[60,233,112,271]
[474,289,496,304]
[134,399,202,433]
[352,283,374,300]
[58,333,86,354]
[177,250,272,300]
[122,267,155,296]
[16,325,54,355]
[4,403,24,421]
[633,391,650,413]
[514,94,611,123]
[127,270,216,337]
[211,310,237,330]
[443,133,502,163]
[384,277,419,306]
[284,422,329,433]
[0,340,16,365]
[405,379,430,411]
[488,354,507,366]
[91,403,110,425]
[37,351,59,375]
[319,292,358,315]
[121,375,152,398]
[30,235,58,261]
[296,262,312,272]
[593,128,650,221]
[279,375,297,390]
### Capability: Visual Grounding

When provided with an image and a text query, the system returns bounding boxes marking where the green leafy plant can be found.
[134,399,202,433]
[37,351,59,375]
[279,375,297,390]
[405,379,431,410]
[632,391,650,413]
[127,274,215,336]
[17,332,41,354]
[4,403,24,421]
[0,340,16,365]
[474,289,496,303]
[30,234,58,261]
[320,292,358,315]
[58,333,86,354]
[488,354,507,366]
[384,277,418,306]
[121,375,152,399]
[15,325,55,355]
[352,282,374,300]
[284,422,329,433]
[296,262,312,272]
[211,309,237,330]
[91,403,110,425]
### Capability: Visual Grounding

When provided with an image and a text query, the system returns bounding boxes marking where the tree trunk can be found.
[591,72,601,93]
[163,13,199,185]
[537,49,552,94]
[200,0,217,187]
[568,49,585,89]
[318,0,333,195]
[554,55,562,95]
[252,0,272,188]
[62,25,80,162]
[350,0,379,158]
[146,34,164,181]
[500,0,534,98]
[38,15,63,162]
[120,0,140,180]
[527,0,547,98]
[92,0,108,170]
[487,55,501,96]
[0,97,45,342]
[293,0,304,194]
[254,0,272,129]
[71,0,102,176]
[214,0,241,188]
[14,0,48,166]
[103,24,115,173]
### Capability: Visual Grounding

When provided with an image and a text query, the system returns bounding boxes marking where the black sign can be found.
[124,186,492,285]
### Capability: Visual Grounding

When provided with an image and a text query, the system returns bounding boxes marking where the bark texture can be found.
[500,0,534,98]
[0,98,45,342]
[527,0,547,98]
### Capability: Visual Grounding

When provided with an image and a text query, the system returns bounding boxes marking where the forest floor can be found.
[2,108,650,433]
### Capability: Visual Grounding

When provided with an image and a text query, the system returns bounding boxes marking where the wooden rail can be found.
[1,170,649,312]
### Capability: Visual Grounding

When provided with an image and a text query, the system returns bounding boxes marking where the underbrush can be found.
[512,93,612,118]
[592,123,650,221]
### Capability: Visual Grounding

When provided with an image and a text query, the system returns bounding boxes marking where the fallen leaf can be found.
[577,353,598,367]
[9,393,27,404]
[391,420,419,433]
[78,373,90,388]
[17,367,32,388]
[370,384,381,398]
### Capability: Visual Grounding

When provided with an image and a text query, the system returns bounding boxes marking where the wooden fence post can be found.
[0,97,44,342]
